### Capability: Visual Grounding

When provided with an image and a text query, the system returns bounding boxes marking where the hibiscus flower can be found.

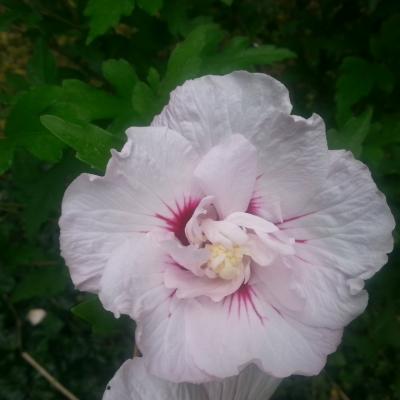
[60,71,394,383]
[102,358,280,400]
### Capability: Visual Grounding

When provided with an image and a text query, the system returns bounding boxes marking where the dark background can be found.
[0,0,399,399]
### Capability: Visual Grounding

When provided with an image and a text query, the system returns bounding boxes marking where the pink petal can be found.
[136,296,214,383]
[185,196,216,245]
[152,71,292,155]
[174,285,341,380]
[226,212,278,233]
[204,364,280,400]
[279,150,395,278]
[159,237,209,277]
[193,134,258,218]
[164,264,244,302]
[59,126,199,292]
[103,358,280,400]
[102,358,208,400]
[99,235,169,318]
[271,256,369,329]
[253,113,329,222]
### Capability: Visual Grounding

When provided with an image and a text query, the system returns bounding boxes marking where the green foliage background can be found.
[0,0,399,399]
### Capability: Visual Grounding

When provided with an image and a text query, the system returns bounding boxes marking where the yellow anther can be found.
[206,244,244,280]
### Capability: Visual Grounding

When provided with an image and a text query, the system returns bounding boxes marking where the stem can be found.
[21,352,80,400]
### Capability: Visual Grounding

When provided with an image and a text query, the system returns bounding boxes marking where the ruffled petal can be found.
[98,234,167,318]
[152,71,292,155]
[184,283,342,380]
[102,358,208,400]
[136,281,341,381]
[103,359,280,400]
[193,135,258,218]
[204,364,280,400]
[164,264,244,301]
[279,150,395,278]
[266,256,369,330]
[136,296,214,383]
[253,113,329,221]
[60,127,199,292]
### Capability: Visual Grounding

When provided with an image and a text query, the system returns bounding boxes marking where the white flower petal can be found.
[60,126,199,292]
[102,358,208,400]
[253,113,329,221]
[204,364,280,400]
[194,134,258,218]
[152,71,292,155]
[226,212,278,233]
[185,284,342,379]
[99,235,167,318]
[277,256,369,329]
[137,296,214,383]
[103,358,280,400]
[279,150,395,278]
[164,265,244,301]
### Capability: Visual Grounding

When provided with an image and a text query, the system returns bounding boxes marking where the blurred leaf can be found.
[336,57,374,125]
[162,0,190,36]
[0,9,20,31]
[12,267,68,302]
[336,57,395,125]
[328,108,373,157]
[370,14,400,63]
[84,0,135,44]
[41,115,121,170]
[27,39,57,85]
[131,81,160,122]
[10,153,83,238]
[204,39,296,74]
[137,0,163,15]
[52,79,124,122]
[0,140,14,174]
[147,67,160,92]
[160,23,224,93]
[4,86,64,165]
[102,59,138,98]
[161,24,295,94]
[72,296,121,335]
[220,0,234,5]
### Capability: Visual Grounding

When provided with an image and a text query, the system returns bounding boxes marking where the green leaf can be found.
[161,23,224,93]
[27,39,57,85]
[335,57,394,125]
[4,86,64,163]
[72,296,121,335]
[328,108,373,157]
[336,57,374,125]
[0,140,14,174]
[161,24,295,94]
[102,59,138,98]
[41,115,121,170]
[12,267,68,302]
[147,67,160,92]
[84,0,135,44]
[53,79,125,122]
[204,39,296,74]
[220,0,234,5]
[137,0,163,15]
[131,81,160,122]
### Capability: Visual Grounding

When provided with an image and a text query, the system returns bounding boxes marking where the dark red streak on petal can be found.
[246,195,263,215]
[276,211,315,226]
[155,197,200,245]
[225,285,265,325]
